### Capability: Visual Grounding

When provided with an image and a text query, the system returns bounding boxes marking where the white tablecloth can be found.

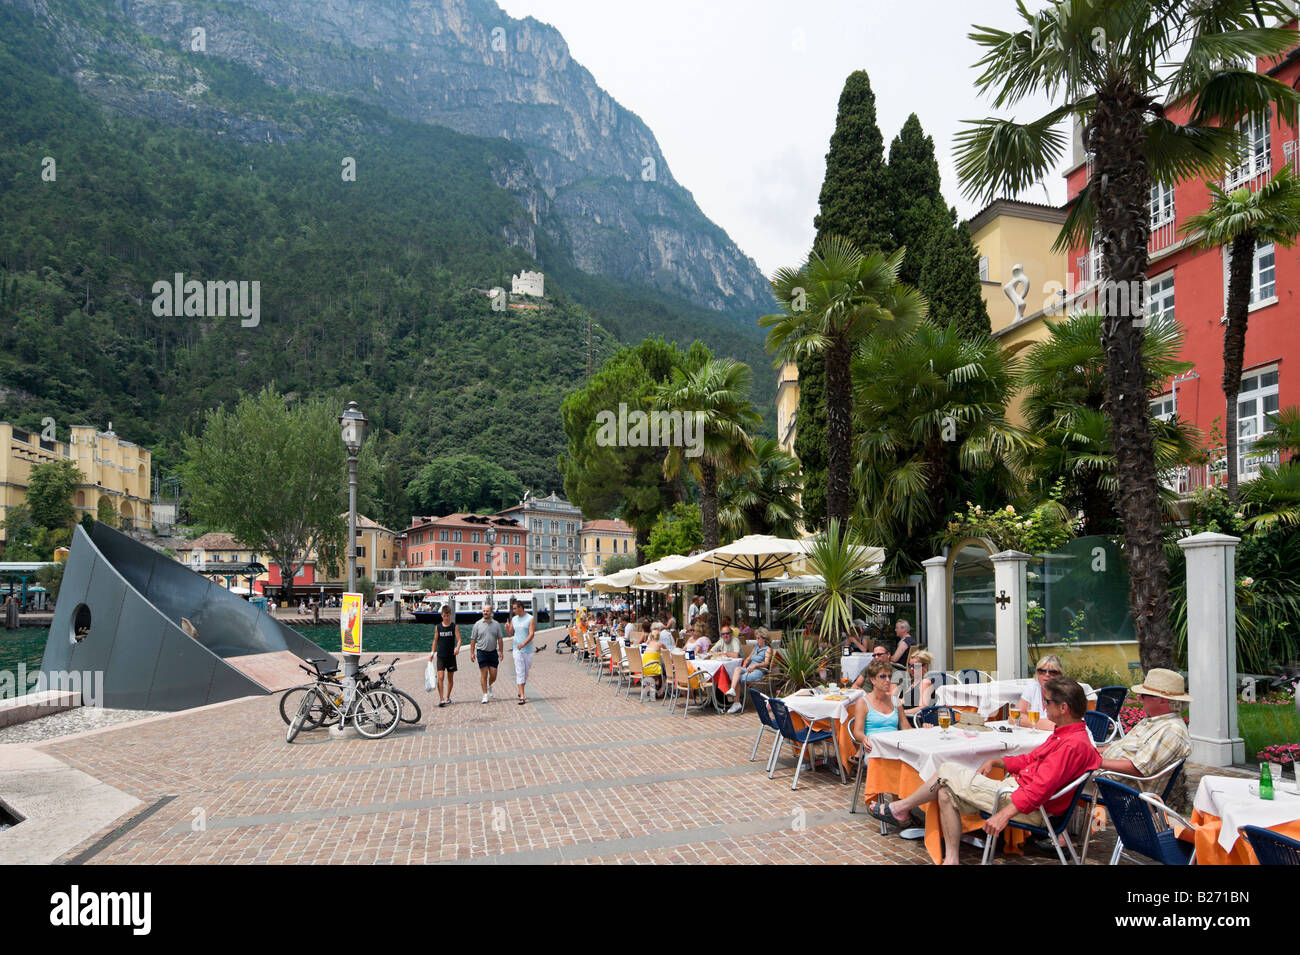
[780,688,865,725]
[936,679,1096,717]
[841,653,872,684]
[1194,774,1300,853]
[690,656,744,680]
[865,724,1049,779]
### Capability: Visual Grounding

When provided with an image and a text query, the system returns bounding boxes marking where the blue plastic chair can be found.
[1242,825,1300,865]
[913,705,960,728]
[980,770,1095,864]
[1093,778,1195,864]
[1083,710,1120,744]
[1079,759,1186,863]
[766,698,835,790]
[1093,686,1128,723]
[748,689,783,773]
[927,670,956,689]
[958,668,985,685]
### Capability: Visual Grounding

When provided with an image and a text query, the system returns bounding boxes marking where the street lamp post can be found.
[486,524,498,602]
[339,401,368,683]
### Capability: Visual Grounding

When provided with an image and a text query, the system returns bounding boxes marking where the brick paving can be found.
[13,635,1237,865]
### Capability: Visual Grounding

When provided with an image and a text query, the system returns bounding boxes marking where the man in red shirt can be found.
[873,677,1100,864]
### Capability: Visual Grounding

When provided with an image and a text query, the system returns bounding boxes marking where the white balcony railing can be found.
[1162,445,1283,497]
[1149,215,1177,254]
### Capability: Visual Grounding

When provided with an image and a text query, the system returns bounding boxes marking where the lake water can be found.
[0,621,474,699]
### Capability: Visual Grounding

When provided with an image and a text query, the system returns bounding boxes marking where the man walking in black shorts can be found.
[472,601,505,704]
[429,604,460,707]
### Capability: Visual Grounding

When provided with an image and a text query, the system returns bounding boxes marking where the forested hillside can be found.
[0,3,772,501]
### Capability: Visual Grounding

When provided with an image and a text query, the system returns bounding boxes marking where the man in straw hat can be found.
[1096,668,1192,786]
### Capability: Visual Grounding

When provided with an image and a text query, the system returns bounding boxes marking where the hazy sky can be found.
[496,0,1069,278]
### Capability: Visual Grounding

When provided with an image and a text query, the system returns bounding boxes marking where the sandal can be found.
[868,802,906,830]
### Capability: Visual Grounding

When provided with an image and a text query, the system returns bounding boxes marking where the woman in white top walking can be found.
[506,599,537,705]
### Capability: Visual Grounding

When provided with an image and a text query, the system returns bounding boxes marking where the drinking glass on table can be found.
[1008,707,1020,727]
[1029,709,1040,726]
[937,710,952,738]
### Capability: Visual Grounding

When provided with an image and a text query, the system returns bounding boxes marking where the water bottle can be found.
[1260,761,1274,801]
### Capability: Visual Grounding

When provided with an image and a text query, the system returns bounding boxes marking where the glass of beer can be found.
[1029,709,1040,727]
[1008,707,1020,728]
[937,710,952,738]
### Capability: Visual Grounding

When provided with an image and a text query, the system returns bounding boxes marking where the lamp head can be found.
[339,401,367,454]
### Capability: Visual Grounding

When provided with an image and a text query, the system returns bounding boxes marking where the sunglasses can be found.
[1042,698,1061,706]
[1037,668,1062,676]
[873,651,889,657]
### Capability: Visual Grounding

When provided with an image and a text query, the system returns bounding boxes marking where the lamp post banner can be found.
[341,592,363,654]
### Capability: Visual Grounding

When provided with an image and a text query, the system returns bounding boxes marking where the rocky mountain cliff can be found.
[9,0,772,326]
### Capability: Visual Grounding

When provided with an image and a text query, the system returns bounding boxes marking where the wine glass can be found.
[1008,707,1020,728]
[1028,709,1040,727]
[937,711,952,739]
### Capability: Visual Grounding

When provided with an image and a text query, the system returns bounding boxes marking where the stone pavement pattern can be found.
[4,635,1226,865]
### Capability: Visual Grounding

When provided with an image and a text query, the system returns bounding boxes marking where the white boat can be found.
[412,575,594,625]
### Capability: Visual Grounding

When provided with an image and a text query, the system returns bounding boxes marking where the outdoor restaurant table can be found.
[864,723,1050,863]
[1190,774,1300,864]
[690,655,744,694]
[935,679,1096,718]
[781,688,866,780]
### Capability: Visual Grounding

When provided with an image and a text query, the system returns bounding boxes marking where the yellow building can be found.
[775,361,799,460]
[579,518,634,575]
[966,199,1069,424]
[349,514,398,582]
[0,421,152,540]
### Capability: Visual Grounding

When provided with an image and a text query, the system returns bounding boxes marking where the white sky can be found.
[496,0,1070,278]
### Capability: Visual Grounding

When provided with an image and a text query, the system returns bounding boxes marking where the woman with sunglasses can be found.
[847,659,909,753]
[1017,654,1063,730]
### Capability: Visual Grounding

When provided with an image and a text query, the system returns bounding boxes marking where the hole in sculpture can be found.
[70,604,92,645]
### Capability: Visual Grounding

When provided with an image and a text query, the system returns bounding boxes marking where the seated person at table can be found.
[684,621,710,655]
[843,620,870,655]
[642,624,669,698]
[873,678,1100,864]
[890,619,917,665]
[712,619,742,658]
[901,649,936,716]
[848,660,909,751]
[1016,654,1063,730]
[1097,669,1192,787]
[851,644,894,690]
[726,630,770,713]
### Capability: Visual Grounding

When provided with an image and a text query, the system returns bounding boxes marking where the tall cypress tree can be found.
[798,71,892,531]
[886,113,990,339]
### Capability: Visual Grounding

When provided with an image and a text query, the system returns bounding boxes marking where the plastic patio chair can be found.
[1092,778,1196,865]
[748,688,783,773]
[912,705,960,729]
[980,770,1095,865]
[766,698,835,791]
[1083,710,1121,745]
[1093,686,1128,722]
[1079,759,1185,863]
[1242,825,1300,865]
[957,668,989,685]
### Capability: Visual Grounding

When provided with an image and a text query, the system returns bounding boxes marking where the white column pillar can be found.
[1177,531,1244,767]
[922,556,950,674]
[991,551,1031,682]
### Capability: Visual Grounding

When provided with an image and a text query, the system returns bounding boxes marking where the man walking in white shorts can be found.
[506,599,536,705]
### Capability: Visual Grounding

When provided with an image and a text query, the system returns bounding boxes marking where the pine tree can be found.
[800,71,892,531]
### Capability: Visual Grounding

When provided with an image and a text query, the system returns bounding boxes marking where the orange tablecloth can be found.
[1188,810,1300,865]
[862,758,1026,863]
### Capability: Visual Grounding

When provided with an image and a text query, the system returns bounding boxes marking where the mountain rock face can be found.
[14,0,771,325]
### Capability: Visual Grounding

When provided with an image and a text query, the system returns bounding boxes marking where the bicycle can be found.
[286,662,402,743]
[280,658,346,730]
[356,656,422,725]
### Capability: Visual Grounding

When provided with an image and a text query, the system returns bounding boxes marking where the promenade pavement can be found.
[0,630,1223,865]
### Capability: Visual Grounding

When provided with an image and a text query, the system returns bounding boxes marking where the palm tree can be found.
[954,0,1300,669]
[761,235,926,529]
[719,437,803,539]
[1181,167,1300,502]
[852,320,1033,577]
[655,356,760,642]
[1016,312,1200,534]
[1244,406,1300,529]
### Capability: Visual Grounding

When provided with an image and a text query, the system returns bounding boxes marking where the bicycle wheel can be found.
[352,688,401,739]
[280,686,326,728]
[286,687,319,743]
[390,687,422,724]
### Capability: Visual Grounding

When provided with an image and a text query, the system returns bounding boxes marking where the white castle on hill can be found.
[511,270,544,297]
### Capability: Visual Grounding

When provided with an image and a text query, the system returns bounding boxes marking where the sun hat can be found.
[1131,668,1193,702]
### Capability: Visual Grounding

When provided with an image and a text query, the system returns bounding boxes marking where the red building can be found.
[1065,24,1298,494]
[402,513,525,578]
